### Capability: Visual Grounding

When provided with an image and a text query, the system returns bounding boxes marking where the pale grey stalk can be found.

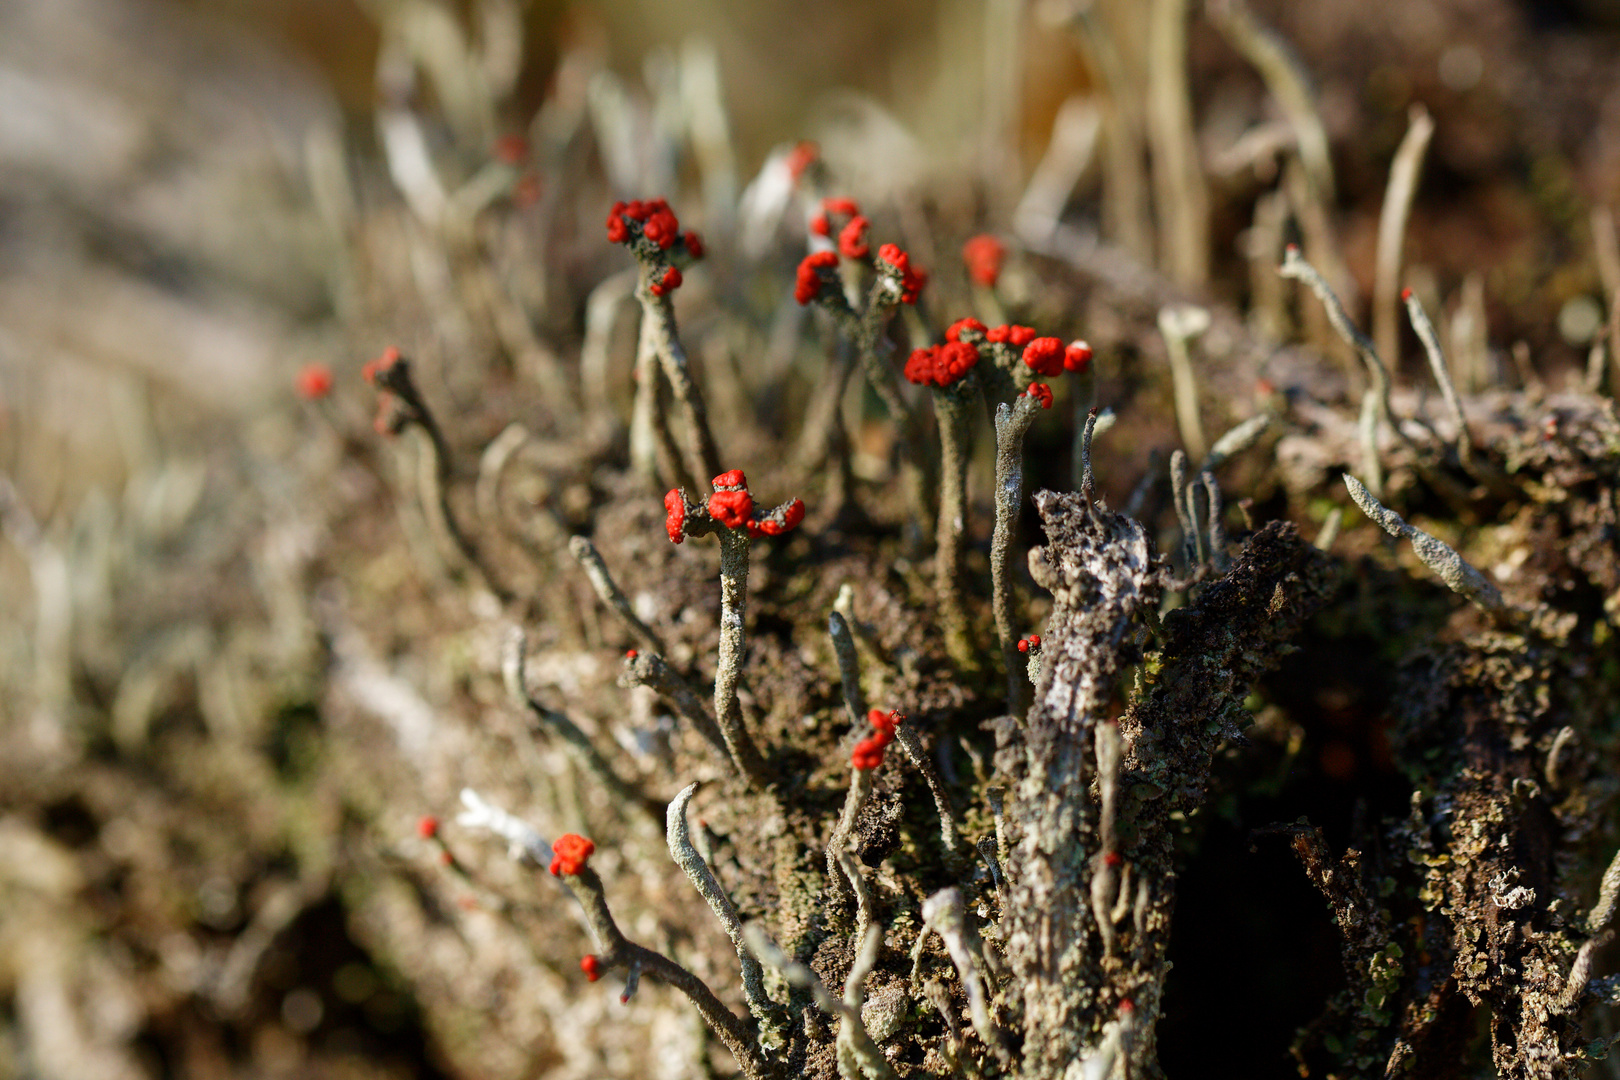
[992,394,1044,716]
[476,423,532,531]
[1245,189,1291,342]
[742,923,894,1080]
[922,888,1007,1063]
[1079,406,1101,502]
[1147,0,1210,286]
[1373,105,1434,370]
[630,304,674,487]
[581,268,636,415]
[621,651,730,763]
[1187,475,1211,569]
[1091,722,1124,958]
[638,271,723,484]
[834,849,894,1080]
[827,765,874,903]
[1546,726,1577,792]
[1159,304,1211,464]
[1198,413,1272,474]
[715,528,773,788]
[503,628,662,820]
[1170,449,1196,568]
[829,611,867,728]
[1207,0,1335,206]
[1589,846,1620,935]
[1342,475,1506,613]
[933,387,976,669]
[1063,1,1155,261]
[668,784,775,1030]
[1315,507,1344,552]
[1200,470,1227,571]
[373,356,508,599]
[1281,247,1411,461]
[1404,288,1476,469]
[569,535,667,655]
[455,788,550,865]
[1357,387,1384,499]
[894,721,963,863]
[559,864,777,1080]
[1561,930,1614,1011]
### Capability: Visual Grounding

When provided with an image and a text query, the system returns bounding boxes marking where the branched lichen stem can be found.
[621,651,731,764]
[569,535,668,655]
[559,864,776,1080]
[1342,475,1507,615]
[668,784,778,1033]
[503,628,663,821]
[638,271,723,484]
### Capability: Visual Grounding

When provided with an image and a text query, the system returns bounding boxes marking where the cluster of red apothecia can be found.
[903,317,1092,398]
[549,833,595,877]
[664,470,806,544]
[851,708,903,771]
[605,198,705,297]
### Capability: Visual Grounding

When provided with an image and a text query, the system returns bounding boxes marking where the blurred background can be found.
[2,0,1620,1077]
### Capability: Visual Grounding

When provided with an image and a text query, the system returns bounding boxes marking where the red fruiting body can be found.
[712,469,746,490]
[809,214,831,237]
[838,215,871,259]
[986,324,1036,347]
[1104,850,1123,867]
[822,196,860,217]
[650,266,683,297]
[549,834,596,877]
[903,342,980,388]
[606,202,629,243]
[684,231,704,259]
[747,497,806,538]
[581,955,602,982]
[1119,998,1135,1014]
[786,141,819,182]
[1064,340,1093,373]
[1401,286,1413,301]
[494,134,528,165]
[876,243,924,304]
[1027,383,1054,410]
[439,849,453,866]
[664,489,687,544]
[1022,337,1066,377]
[607,198,680,249]
[1028,635,1040,649]
[417,815,440,840]
[296,363,334,400]
[962,233,1006,287]
[363,346,401,385]
[708,489,755,530]
[946,317,987,343]
[1017,638,1029,653]
[794,251,839,304]
[852,708,902,770]
[625,649,638,659]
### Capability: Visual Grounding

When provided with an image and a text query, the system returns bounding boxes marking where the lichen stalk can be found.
[502,628,663,821]
[621,651,730,764]
[668,784,778,1033]
[934,385,976,669]
[638,268,723,484]
[569,535,668,655]
[715,526,772,787]
[559,864,776,1080]
[992,394,1044,718]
